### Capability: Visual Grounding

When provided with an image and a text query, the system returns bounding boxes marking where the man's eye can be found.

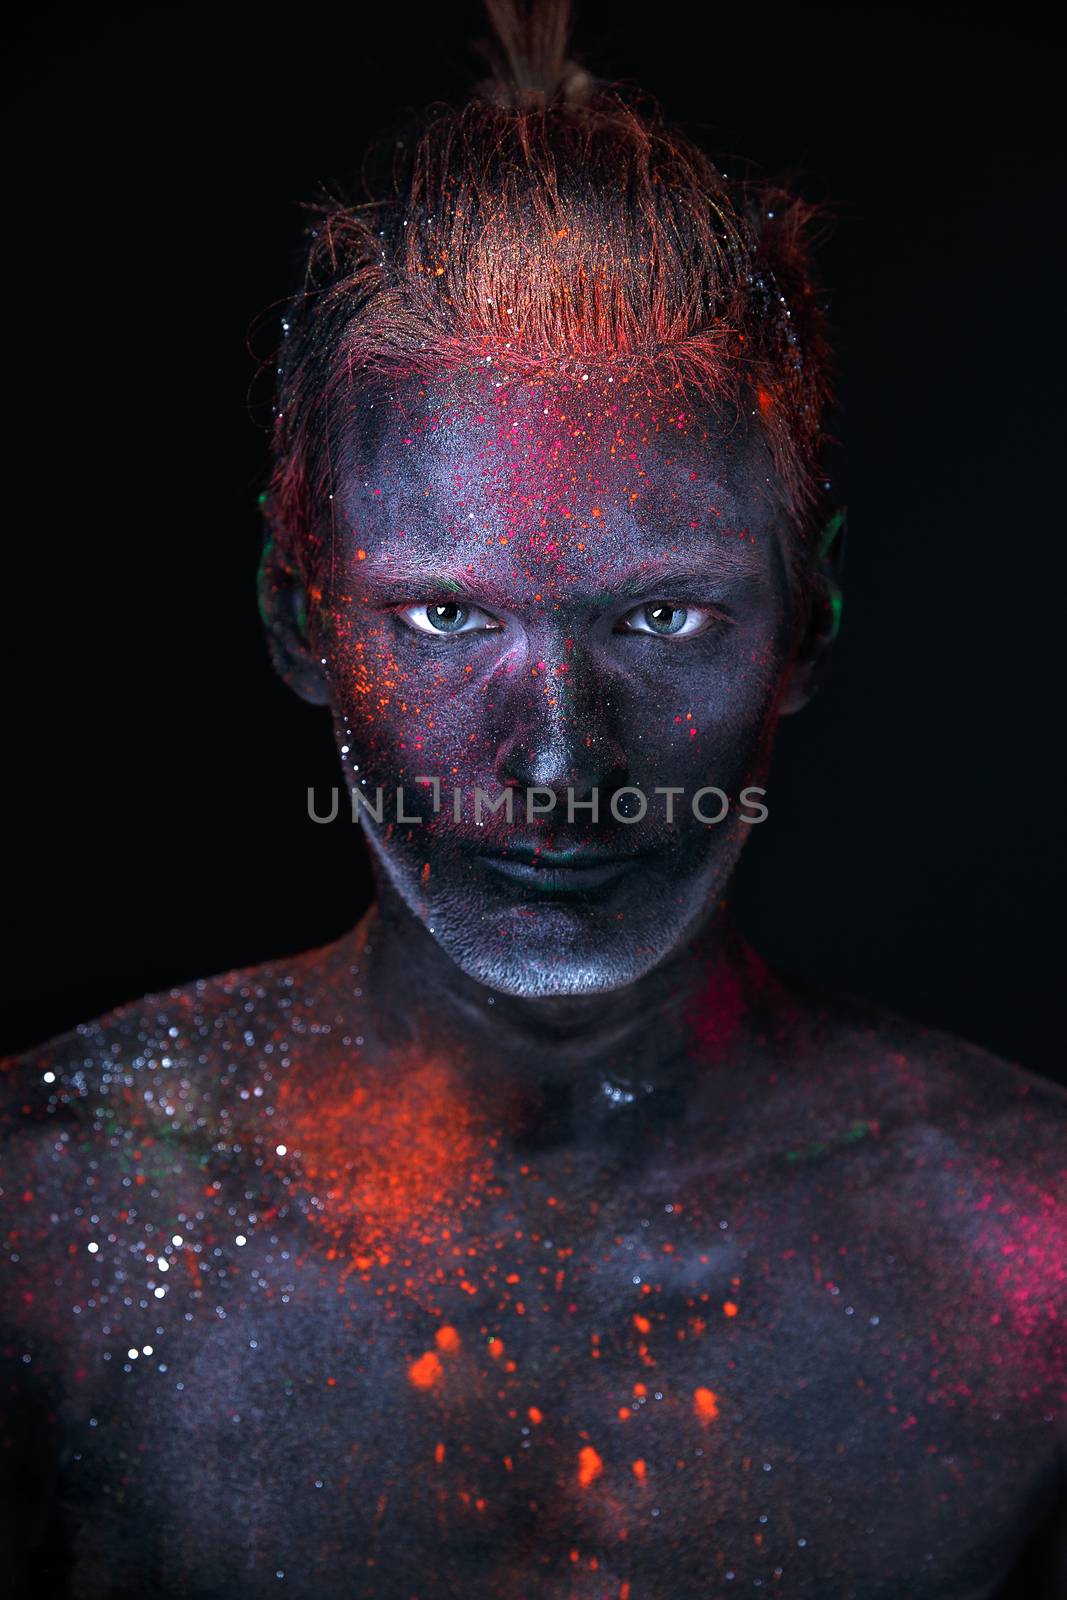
[617,602,719,638]
[397,601,502,636]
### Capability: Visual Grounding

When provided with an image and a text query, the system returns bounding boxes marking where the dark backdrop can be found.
[4,3,1064,1082]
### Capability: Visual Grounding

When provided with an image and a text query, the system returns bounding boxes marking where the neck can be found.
[335,879,764,1139]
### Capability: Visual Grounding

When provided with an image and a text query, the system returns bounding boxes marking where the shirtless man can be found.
[3,4,1064,1596]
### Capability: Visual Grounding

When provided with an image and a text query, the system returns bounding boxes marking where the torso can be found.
[3,942,1064,1599]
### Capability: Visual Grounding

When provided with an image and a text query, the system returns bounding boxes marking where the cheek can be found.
[319,604,399,715]
[322,614,495,779]
[612,627,790,780]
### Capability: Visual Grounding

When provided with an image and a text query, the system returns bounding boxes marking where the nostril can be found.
[495,726,628,805]
[585,758,633,806]
[495,732,570,793]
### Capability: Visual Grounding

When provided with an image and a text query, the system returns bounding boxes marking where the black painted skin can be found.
[3,378,1065,1598]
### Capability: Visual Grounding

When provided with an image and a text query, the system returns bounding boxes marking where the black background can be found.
[3,4,1064,1082]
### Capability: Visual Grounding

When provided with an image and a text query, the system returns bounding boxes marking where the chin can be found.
[421,881,718,999]
[366,829,735,997]
[450,938,657,998]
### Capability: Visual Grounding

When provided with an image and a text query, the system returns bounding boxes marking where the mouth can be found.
[477,842,641,893]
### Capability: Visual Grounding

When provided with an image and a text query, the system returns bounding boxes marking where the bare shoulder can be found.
[772,984,1067,1346]
[0,937,369,1283]
[767,978,1067,1172]
[2,935,367,1132]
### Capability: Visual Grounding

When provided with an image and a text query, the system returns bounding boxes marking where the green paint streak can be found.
[818,507,846,559]
[256,535,275,627]
[828,590,844,641]
[785,1119,871,1164]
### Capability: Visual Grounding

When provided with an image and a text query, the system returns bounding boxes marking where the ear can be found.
[780,508,845,715]
[257,537,331,706]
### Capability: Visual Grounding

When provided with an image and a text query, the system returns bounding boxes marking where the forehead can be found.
[336,372,789,586]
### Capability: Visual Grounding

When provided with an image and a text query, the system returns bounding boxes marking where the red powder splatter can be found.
[686,941,779,1060]
[408,1351,443,1390]
[272,1051,497,1292]
[694,1387,720,1422]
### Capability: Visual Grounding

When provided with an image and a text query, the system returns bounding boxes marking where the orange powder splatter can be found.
[434,1442,445,1464]
[578,1446,604,1486]
[272,1052,495,1286]
[722,1300,739,1318]
[633,1313,651,1334]
[408,1351,443,1390]
[694,1387,720,1422]
[528,1406,543,1425]
[435,1324,461,1353]
[632,1459,646,1483]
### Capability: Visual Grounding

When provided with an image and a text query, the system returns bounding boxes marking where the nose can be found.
[493,646,629,803]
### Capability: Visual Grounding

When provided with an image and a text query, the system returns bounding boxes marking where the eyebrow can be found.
[595,547,766,593]
[358,542,765,600]
[358,550,767,604]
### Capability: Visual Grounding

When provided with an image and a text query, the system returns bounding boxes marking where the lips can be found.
[477,841,641,892]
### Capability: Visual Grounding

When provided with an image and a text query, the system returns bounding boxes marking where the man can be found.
[3,3,1064,1595]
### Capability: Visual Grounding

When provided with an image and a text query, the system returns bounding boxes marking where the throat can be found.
[336,889,766,1148]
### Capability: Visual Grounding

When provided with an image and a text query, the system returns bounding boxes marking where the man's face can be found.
[312,373,800,996]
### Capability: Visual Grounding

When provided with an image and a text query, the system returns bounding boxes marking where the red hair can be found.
[265,1,831,588]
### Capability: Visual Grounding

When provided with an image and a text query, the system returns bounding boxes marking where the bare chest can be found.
[46,1146,1052,1600]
